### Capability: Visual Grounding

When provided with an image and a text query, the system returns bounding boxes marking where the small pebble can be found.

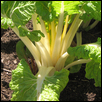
[13,60,17,64]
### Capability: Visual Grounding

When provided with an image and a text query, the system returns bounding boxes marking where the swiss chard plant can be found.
[1,1,101,101]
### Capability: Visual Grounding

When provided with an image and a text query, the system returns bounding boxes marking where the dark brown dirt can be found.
[1,20,101,101]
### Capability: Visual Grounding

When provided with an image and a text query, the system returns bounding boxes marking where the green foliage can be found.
[1,17,14,29]
[64,1,80,15]
[85,60,101,87]
[52,1,80,16]
[26,30,45,42]
[1,1,14,17]
[67,38,101,87]
[9,59,69,101]
[96,37,101,46]
[1,1,45,42]
[9,59,37,101]
[80,1,101,21]
[1,1,36,27]
[16,40,27,60]
[16,40,32,60]
[1,1,101,27]
[35,1,56,22]
[68,38,101,63]
[70,64,81,73]
[18,27,45,42]
[65,55,75,66]
[65,56,82,73]
[39,69,69,101]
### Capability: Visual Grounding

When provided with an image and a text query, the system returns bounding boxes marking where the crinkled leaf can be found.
[1,1,14,17]
[65,55,82,73]
[85,60,101,87]
[80,1,101,21]
[65,55,75,66]
[35,1,56,22]
[39,68,69,101]
[70,64,82,73]
[18,27,45,42]
[9,59,69,101]
[35,1,80,22]
[9,59,37,101]
[1,17,14,29]
[67,38,101,86]
[51,1,62,17]
[1,1,101,26]
[64,1,80,15]
[52,1,80,16]
[1,1,35,27]
[67,38,101,63]
[27,30,45,42]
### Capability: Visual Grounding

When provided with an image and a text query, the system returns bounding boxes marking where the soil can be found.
[1,20,101,101]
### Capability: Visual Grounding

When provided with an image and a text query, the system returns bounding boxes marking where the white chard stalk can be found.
[61,14,83,55]
[31,1,84,74]
[39,16,50,54]
[52,1,64,66]
[12,26,41,69]
[65,59,91,69]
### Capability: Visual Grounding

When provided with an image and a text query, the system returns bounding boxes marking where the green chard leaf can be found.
[1,1,14,17]
[67,38,101,87]
[67,38,101,63]
[70,64,82,73]
[35,1,56,22]
[1,17,14,29]
[85,60,101,87]
[52,1,80,16]
[96,37,101,46]
[27,30,45,42]
[69,57,82,74]
[18,26,45,42]
[16,40,33,60]
[35,1,81,22]
[1,1,35,27]
[64,1,80,15]
[1,1,101,27]
[16,40,27,60]
[79,1,101,21]
[65,55,82,73]
[9,59,69,101]
[9,59,37,101]
[65,55,75,66]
